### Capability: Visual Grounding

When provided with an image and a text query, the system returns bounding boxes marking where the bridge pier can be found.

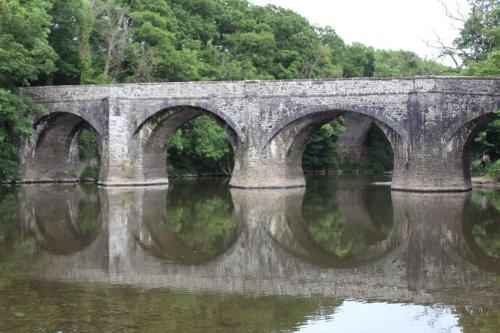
[336,115,372,163]
[389,91,483,193]
[230,148,306,189]
[391,143,472,192]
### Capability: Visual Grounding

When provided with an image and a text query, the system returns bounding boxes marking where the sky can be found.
[249,0,470,65]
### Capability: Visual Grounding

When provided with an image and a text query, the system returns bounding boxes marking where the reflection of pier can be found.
[20,185,498,306]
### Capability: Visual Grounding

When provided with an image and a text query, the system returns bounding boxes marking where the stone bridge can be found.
[20,77,500,191]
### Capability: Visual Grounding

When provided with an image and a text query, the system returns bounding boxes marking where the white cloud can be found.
[249,0,470,65]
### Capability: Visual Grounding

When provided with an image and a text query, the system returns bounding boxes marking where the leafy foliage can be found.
[488,159,500,181]
[167,116,234,176]
[77,129,100,180]
[374,50,452,76]
[302,121,344,172]
[455,0,500,64]
[365,125,394,174]
[0,0,56,181]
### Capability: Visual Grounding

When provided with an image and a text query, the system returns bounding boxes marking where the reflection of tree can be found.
[306,212,365,257]
[301,176,393,259]
[456,305,500,333]
[0,188,18,247]
[471,189,500,212]
[469,190,500,260]
[166,196,235,257]
[75,187,100,235]
[0,187,42,291]
[143,179,238,263]
[472,222,500,259]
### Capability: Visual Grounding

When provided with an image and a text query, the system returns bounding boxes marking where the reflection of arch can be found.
[23,185,102,255]
[266,180,405,268]
[26,112,101,182]
[134,105,243,182]
[134,182,241,265]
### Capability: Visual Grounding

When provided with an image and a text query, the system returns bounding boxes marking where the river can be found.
[0,176,498,332]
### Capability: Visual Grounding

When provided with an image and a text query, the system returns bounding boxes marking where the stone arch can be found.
[264,105,409,147]
[22,112,102,183]
[443,112,498,143]
[134,104,244,183]
[444,112,499,185]
[134,100,244,141]
[336,114,374,161]
[261,108,404,187]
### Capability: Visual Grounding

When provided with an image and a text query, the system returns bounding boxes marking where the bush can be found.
[488,160,500,182]
[0,136,19,182]
[80,165,99,181]
[339,154,361,173]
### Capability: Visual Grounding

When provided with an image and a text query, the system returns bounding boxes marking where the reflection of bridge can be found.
[20,77,500,191]
[19,185,498,306]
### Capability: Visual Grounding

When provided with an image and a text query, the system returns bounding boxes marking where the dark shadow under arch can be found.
[27,112,102,182]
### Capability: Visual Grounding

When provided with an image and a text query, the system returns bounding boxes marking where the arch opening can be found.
[136,106,240,182]
[302,114,394,175]
[28,113,101,183]
[266,111,397,187]
[460,113,500,182]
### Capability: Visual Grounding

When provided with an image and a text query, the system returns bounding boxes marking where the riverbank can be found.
[371,177,499,190]
[472,177,500,189]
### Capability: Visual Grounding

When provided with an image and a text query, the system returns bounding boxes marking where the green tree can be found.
[45,0,84,85]
[374,50,451,76]
[455,0,500,63]
[302,121,344,172]
[342,43,375,77]
[167,116,234,176]
[0,0,57,181]
[451,1,500,173]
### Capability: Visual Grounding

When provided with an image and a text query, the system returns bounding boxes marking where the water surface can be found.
[0,176,498,332]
